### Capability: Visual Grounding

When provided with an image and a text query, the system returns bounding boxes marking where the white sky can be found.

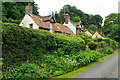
[34,0,119,25]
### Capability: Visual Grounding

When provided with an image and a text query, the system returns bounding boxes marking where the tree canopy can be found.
[88,24,98,33]
[102,13,120,42]
[55,5,103,29]
[2,2,39,23]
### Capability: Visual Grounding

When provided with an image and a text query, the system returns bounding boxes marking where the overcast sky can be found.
[34,0,119,24]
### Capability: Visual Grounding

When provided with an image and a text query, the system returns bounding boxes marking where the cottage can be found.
[19,3,81,35]
[85,30,93,36]
[63,13,82,35]
[92,31,108,39]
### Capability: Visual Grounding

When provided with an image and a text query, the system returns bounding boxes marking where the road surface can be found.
[69,51,119,80]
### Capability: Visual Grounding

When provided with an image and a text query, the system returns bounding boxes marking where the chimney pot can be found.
[65,13,70,24]
[25,2,32,15]
[90,30,92,33]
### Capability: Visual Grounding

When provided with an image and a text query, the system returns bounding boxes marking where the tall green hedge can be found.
[2,23,85,69]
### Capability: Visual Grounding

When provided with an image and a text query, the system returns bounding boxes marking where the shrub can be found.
[103,38,113,46]
[103,48,114,54]
[93,37,102,42]
[2,62,48,79]
[88,41,99,50]
[79,35,89,45]
[100,41,106,48]
[74,50,102,66]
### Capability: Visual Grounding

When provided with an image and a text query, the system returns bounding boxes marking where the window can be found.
[29,23,33,28]
[96,35,98,37]
[50,23,53,33]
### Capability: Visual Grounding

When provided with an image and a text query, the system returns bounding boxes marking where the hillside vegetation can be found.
[2,23,119,79]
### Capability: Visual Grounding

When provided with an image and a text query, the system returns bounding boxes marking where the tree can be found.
[71,16,81,22]
[107,24,120,42]
[88,24,98,33]
[2,2,39,23]
[55,4,103,30]
[103,13,119,34]
[102,13,120,42]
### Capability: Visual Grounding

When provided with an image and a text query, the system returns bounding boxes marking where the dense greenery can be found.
[102,13,120,42]
[2,1,39,24]
[103,48,114,54]
[88,24,98,33]
[55,5,103,29]
[2,23,116,79]
[2,23,85,78]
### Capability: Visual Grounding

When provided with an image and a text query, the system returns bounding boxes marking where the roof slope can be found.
[30,15,49,29]
[30,15,75,35]
[96,31,108,38]
[55,23,75,35]
[42,15,51,21]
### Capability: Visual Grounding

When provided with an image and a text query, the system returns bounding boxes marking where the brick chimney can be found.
[81,25,84,32]
[76,26,80,35]
[100,29,102,34]
[90,30,92,33]
[25,2,32,15]
[65,13,70,24]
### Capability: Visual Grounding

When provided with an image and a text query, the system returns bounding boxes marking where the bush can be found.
[103,48,114,54]
[103,38,113,46]
[79,35,88,45]
[100,41,106,48]
[88,41,99,50]
[73,50,102,66]
[93,37,102,42]
[2,62,48,79]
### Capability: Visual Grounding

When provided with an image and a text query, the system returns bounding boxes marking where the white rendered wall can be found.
[64,22,76,35]
[19,15,39,29]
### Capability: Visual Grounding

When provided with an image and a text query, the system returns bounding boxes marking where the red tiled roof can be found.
[30,15,49,29]
[72,22,80,26]
[96,31,108,38]
[30,15,75,35]
[42,15,51,21]
[55,23,75,35]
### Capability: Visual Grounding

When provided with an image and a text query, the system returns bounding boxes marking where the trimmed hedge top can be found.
[2,23,85,56]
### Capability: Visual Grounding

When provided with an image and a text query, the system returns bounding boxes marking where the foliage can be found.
[55,5,103,29]
[2,22,115,79]
[106,24,120,42]
[87,24,98,33]
[87,41,99,50]
[93,37,102,42]
[100,41,106,48]
[102,38,114,46]
[103,48,114,54]
[103,13,119,30]
[2,62,48,79]
[72,50,103,65]
[2,2,39,23]
[102,13,120,42]
[2,23,85,78]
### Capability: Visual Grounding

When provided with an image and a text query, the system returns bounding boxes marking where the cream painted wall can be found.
[92,31,104,39]
[64,22,76,35]
[85,31,92,36]
[19,15,39,29]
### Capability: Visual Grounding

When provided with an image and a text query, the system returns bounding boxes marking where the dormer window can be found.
[29,23,33,28]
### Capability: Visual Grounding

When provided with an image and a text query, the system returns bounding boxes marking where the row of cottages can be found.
[19,3,83,35]
[85,30,108,39]
[19,3,107,39]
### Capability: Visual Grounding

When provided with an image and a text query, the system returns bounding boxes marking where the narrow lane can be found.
[70,52,119,79]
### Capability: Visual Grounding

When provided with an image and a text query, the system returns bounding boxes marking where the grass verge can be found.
[53,49,120,79]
